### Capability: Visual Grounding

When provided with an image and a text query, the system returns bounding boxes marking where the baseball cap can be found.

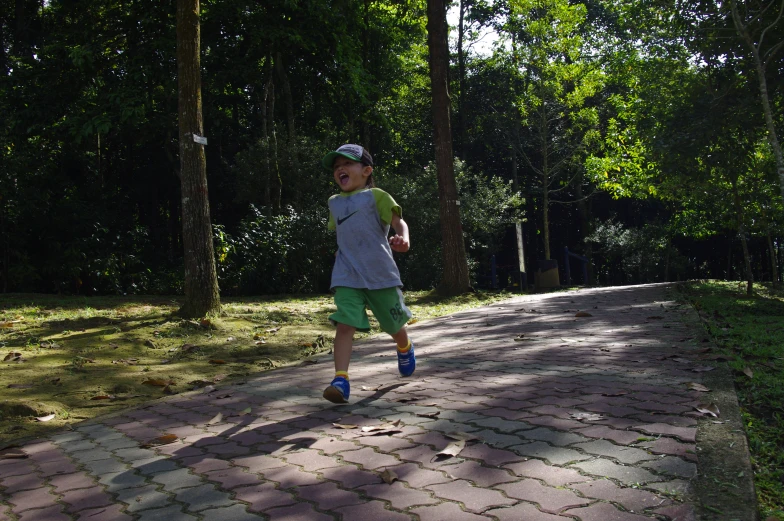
[322,144,374,170]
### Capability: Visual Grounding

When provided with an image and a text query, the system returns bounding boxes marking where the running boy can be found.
[321,144,415,404]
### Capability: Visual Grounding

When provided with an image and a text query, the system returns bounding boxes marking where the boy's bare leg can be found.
[334,323,356,372]
[391,326,409,349]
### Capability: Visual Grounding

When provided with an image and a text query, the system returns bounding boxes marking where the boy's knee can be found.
[336,323,356,335]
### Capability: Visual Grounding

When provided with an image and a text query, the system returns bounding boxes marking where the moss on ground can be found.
[0,290,512,444]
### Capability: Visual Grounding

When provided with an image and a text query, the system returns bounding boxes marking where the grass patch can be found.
[677,280,784,520]
[0,289,513,444]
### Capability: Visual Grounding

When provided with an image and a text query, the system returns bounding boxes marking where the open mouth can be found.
[339,173,350,184]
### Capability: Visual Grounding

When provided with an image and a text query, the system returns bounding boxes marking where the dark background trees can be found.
[0,0,781,296]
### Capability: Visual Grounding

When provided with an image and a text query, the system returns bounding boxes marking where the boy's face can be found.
[333,156,372,192]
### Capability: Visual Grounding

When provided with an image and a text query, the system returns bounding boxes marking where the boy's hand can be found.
[389,235,410,252]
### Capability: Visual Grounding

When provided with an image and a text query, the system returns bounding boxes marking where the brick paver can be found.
[0,284,757,519]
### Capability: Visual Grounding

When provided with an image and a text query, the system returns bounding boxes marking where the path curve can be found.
[0,283,758,521]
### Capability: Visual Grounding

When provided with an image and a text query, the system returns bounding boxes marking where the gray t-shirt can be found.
[328,188,403,290]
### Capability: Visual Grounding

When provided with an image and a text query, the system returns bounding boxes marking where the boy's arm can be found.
[389,212,410,252]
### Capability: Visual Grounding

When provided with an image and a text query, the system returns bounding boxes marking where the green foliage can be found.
[382,159,525,288]
[214,206,333,295]
[585,218,687,284]
[0,0,781,296]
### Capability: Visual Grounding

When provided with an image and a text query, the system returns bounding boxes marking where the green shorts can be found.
[330,286,412,335]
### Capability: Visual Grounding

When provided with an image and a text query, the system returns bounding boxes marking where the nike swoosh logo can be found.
[337,211,359,225]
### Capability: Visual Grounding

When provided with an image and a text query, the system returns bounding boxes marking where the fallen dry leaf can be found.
[265,327,281,333]
[695,403,720,418]
[570,412,604,422]
[691,366,716,373]
[35,414,56,422]
[361,420,403,436]
[142,379,172,387]
[416,411,440,419]
[688,382,710,392]
[112,359,138,365]
[575,311,593,317]
[209,359,227,365]
[216,393,233,399]
[181,343,199,353]
[332,423,359,429]
[238,407,252,416]
[381,468,398,484]
[0,320,21,328]
[435,440,466,459]
[445,431,480,442]
[3,352,22,361]
[207,413,223,425]
[0,448,27,459]
[140,433,179,448]
[742,367,753,378]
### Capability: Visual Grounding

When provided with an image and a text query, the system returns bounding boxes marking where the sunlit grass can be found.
[679,280,784,519]
[0,289,514,444]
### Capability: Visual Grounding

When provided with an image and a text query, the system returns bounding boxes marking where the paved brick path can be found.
[0,284,754,520]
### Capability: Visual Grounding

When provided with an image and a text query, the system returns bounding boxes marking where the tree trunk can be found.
[727,236,733,280]
[457,0,466,158]
[540,106,551,260]
[427,0,471,296]
[664,241,670,282]
[543,169,550,260]
[731,1,784,205]
[262,58,273,212]
[176,0,221,318]
[730,177,753,296]
[575,176,593,284]
[767,227,780,288]
[751,46,784,205]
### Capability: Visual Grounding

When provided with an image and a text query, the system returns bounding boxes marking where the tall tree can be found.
[176,0,221,317]
[502,0,603,260]
[730,0,784,204]
[427,0,472,295]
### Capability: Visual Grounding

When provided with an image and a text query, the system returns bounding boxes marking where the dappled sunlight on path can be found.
[0,284,757,520]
